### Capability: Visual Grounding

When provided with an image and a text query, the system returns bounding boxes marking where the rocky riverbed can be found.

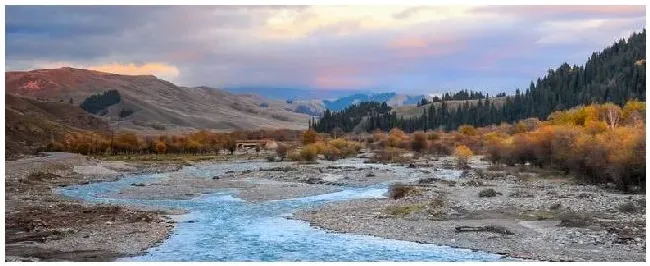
[292,160,646,262]
[4,153,182,262]
[5,152,646,262]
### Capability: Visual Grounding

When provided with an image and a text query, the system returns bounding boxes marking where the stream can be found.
[58,161,508,262]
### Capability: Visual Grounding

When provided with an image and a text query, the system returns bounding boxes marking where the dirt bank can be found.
[4,153,183,262]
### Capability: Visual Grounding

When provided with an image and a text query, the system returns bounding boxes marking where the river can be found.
[58,161,509,262]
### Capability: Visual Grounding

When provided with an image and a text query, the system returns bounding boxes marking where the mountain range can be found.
[5,67,434,133]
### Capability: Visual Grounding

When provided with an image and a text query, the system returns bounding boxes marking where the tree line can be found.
[314,29,646,133]
[79,90,121,114]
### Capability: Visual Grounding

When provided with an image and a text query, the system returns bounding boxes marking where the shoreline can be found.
[4,153,184,262]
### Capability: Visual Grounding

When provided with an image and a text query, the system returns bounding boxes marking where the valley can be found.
[4,6,646,263]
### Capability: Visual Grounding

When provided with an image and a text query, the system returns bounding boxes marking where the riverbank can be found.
[6,152,645,261]
[4,153,183,262]
[292,159,646,262]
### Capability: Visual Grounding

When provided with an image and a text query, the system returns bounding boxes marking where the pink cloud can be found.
[388,36,464,58]
[312,76,368,89]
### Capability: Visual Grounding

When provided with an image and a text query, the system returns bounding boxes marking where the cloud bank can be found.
[5,5,645,94]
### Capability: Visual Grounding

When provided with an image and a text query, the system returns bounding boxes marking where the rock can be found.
[366,172,376,177]
[130,183,146,187]
[212,176,221,180]
[550,203,562,210]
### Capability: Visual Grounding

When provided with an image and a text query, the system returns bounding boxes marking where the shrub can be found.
[458,125,477,136]
[454,145,474,166]
[371,147,408,163]
[618,202,638,213]
[410,132,428,153]
[388,184,419,199]
[298,144,319,161]
[302,129,318,145]
[322,145,341,161]
[287,152,301,161]
[119,109,134,118]
[275,143,288,161]
[478,188,497,198]
[558,211,592,227]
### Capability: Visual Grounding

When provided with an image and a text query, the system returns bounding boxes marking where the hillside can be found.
[393,97,507,118]
[5,93,110,158]
[5,67,311,132]
[314,29,646,133]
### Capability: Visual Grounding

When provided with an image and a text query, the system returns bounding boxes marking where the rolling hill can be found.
[5,93,110,158]
[5,67,311,132]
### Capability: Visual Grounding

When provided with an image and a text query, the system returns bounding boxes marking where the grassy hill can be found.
[5,93,110,158]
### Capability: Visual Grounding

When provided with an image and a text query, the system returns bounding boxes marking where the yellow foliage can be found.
[458,125,477,136]
[302,129,318,145]
[454,145,474,164]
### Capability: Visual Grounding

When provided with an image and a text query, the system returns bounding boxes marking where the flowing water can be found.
[58,161,507,262]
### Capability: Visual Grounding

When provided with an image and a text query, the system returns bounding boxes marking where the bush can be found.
[275,143,288,161]
[478,188,497,197]
[410,132,428,153]
[322,145,341,161]
[558,211,592,227]
[298,144,319,161]
[302,129,318,145]
[288,152,302,162]
[388,184,419,199]
[371,147,408,163]
[454,145,474,166]
[618,202,638,213]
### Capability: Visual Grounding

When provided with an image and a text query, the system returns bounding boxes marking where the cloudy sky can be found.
[5,5,646,94]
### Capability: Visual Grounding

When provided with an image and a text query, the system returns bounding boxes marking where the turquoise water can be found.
[58,161,507,262]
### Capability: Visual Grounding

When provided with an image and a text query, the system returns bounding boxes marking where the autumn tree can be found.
[454,145,474,167]
[599,103,622,129]
[410,131,428,153]
[458,125,477,136]
[223,136,236,155]
[155,141,167,154]
[302,129,318,145]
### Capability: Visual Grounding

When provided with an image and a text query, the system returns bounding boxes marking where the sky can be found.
[4,5,646,95]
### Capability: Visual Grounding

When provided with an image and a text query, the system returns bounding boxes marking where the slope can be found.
[5,67,310,132]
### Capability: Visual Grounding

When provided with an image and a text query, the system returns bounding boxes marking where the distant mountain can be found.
[322,92,427,111]
[223,88,429,115]
[224,87,372,101]
[5,67,311,132]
